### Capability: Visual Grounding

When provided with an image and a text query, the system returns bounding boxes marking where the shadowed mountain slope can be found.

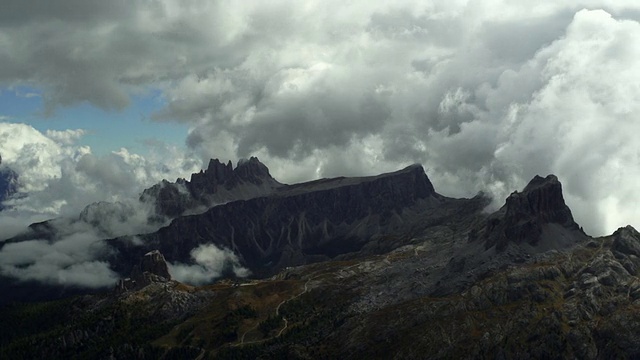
[108,164,485,277]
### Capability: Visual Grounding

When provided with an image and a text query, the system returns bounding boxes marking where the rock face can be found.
[141,157,282,218]
[332,225,640,359]
[115,250,172,292]
[612,225,640,258]
[139,250,172,280]
[108,164,460,277]
[474,175,584,251]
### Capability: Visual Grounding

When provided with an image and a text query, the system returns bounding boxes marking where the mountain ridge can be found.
[107,161,458,278]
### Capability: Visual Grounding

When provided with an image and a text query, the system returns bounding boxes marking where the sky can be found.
[1,1,640,286]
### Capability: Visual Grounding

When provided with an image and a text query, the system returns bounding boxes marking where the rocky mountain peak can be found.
[140,250,172,280]
[399,164,436,197]
[505,174,574,226]
[108,162,452,278]
[476,174,582,251]
[141,157,282,218]
[189,156,276,189]
[235,157,271,184]
[205,158,234,183]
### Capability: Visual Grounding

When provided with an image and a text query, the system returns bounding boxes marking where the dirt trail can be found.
[237,276,315,346]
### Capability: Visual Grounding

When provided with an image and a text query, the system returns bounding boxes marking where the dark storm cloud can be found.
[0,0,129,24]
[0,0,253,113]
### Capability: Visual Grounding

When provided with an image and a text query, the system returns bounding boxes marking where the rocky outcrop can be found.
[139,250,172,280]
[507,175,577,226]
[115,250,172,292]
[474,174,584,251]
[612,225,640,258]
[191,157,272,188]
[331,223,640,360]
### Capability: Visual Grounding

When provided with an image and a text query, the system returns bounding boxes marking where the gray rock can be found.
[612,226,640,257]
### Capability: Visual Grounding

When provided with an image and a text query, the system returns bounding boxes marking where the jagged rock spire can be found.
[235,157,272,183]
[115,250,172,293]
[141,156,282,218]
[140,250,172,280]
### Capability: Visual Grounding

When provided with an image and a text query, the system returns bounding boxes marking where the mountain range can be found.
[2,158,640,359]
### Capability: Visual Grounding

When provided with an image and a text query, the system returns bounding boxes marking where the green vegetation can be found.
[258,314,283,336]
[0,298,178,359]
[0,298,74,347]
[278,297,315,323]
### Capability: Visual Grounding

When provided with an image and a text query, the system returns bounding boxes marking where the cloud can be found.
[0,232,118,288]
[0,123,202,287]
[45,128,87,145]
[168,243,249,285]
[153,3,640,237]
[0,122,200,220]
[0,210,50,242]
[0,122,65,192]
[1,2,639,238]
[489,9,640,234]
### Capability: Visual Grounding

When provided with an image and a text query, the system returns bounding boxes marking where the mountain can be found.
[107,163,488,278]
[3,160,640,359]
[475,174,585,251]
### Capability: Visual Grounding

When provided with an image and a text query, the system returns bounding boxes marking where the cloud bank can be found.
[168,243,250,285]
[0,231,117,288]
[1,3,639,244]
[0,122,200,224]
[0,123,201,287]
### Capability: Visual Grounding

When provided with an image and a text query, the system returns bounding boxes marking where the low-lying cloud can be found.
[168,243,250,285]
[0,232,117,288]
